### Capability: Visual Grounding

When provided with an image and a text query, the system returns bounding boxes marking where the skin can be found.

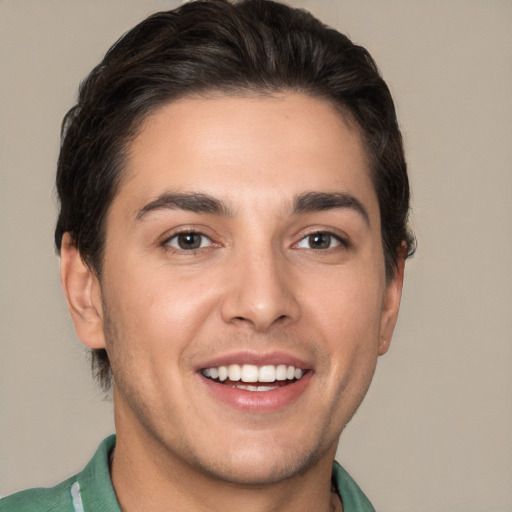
[61,93,404,512]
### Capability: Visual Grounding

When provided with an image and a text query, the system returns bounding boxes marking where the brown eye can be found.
[297,232,342,250]
[166,232,211,250]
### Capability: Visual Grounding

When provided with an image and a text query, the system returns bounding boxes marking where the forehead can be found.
[116,93,377,218]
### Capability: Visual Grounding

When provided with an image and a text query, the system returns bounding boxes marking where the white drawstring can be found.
[70,481,85,512]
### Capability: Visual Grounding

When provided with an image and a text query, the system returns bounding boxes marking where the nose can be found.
[220,247,300,332]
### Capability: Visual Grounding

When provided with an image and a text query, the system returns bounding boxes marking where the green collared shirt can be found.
[1,435,375,511]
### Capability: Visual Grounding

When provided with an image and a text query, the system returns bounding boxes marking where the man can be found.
[1,0,414,510]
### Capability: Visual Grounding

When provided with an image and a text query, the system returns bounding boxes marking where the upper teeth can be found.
[202,364,304,383]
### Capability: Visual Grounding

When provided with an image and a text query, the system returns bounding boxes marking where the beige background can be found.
[1,1,511,511]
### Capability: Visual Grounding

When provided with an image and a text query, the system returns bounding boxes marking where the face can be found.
[67,93,403,486]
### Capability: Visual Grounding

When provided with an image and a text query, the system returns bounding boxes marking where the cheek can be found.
[302,265,385,388]
[101,264,221,363]
[307,269,384,340]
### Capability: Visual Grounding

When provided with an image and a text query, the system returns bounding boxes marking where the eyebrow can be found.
[135,190,370,225]
[136,192,233,220]
[293,192,370,226]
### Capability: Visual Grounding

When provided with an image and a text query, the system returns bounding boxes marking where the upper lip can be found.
[195,350,312,371]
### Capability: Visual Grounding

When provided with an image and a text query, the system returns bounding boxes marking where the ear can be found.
[378,255,405,356]
[60,233,106,349]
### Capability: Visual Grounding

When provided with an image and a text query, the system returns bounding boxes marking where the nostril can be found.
[233,314,288,324]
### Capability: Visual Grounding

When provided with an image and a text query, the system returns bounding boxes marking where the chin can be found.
[190,435,330,487]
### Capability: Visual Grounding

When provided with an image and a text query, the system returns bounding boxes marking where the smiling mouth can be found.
[201,364,306,391]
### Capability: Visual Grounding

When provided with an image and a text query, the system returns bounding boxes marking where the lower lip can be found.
[200,372,313,412]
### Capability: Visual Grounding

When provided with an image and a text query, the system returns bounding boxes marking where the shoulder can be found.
[0,476,76,512]
[332,461,376,512]
[1,435,118,512]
